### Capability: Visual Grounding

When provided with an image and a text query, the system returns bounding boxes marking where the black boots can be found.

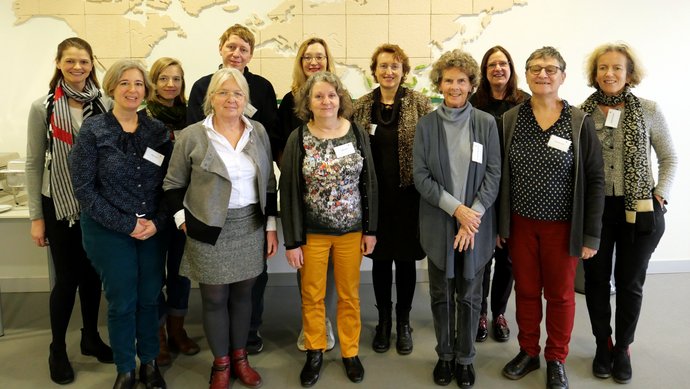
[300,350,323,387]
[80,328,114,363]
[49,343,74,385]
[395,305,413,355]
[372,304,392,353]
[113,370,136,389]
[139,360,166,389]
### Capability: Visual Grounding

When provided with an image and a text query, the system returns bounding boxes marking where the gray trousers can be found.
[428,254,485,365]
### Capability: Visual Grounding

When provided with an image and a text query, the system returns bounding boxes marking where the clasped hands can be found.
[130,218,157,240]
[453,204,481,252]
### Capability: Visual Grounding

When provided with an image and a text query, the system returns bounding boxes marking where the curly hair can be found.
[294,71,353,122]
[429,49,480,93]
[291,37,336,95]
[584,42,644,88]
[148,57,186,105]
[369,43,411,84]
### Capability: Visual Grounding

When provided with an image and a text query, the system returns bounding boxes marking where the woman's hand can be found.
[180,222,187,234]
[581,246,598,260]
[453,224,475,252]
[286,247,304,269]
[654,194,665,206]
[361,235,377,255]
[265,230,278,258]
[30,219,48,247]
[130,218,157,240]
[453,204,481,233]
[496,235,507,249]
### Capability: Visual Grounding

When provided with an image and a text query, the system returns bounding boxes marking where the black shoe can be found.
[502,350,540,380]
[300,350,323,387]
[492,315,510,342]
[396,322,413,355]
[592,342,612,379]
[372,321,391,353]
[475,314,488,342]
[113,370,136,389]
[456,363,475,388]
[49,343,74,385]
[80,328,114,363]
[139,360,166,389]
[546,360,568,389]
[612,346,632,384]
[342,355,364,383]
[246,330,264,355]
[433,359,454,386]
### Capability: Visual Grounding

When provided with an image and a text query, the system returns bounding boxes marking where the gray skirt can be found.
[180,204,265,285]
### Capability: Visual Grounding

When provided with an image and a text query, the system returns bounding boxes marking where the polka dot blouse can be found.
[509,101,575,221]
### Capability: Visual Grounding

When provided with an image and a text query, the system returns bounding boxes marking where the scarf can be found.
[146,100,187,135]
[580,86,654,229]
[46,78,106,222]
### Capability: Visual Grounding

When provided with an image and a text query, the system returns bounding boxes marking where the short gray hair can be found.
[202,67,251,116]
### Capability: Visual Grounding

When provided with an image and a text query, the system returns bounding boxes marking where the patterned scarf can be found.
[46,78,106,222]
[580,86,654,228]
[146,100,187,135]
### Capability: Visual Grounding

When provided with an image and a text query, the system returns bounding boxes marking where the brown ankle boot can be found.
[209,355,230,389]
[156,325,172,366]
[231,348,262,388]
[167,315,200,355]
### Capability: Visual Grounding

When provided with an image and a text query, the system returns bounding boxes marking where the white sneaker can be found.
[296,328,306,351]
[326,318,336,351]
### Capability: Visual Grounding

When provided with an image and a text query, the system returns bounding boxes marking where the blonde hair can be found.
[291,37,335,95]
[429,49,480,93]
[218,24,255,53]
[148,57,187,105]
[102,60,151,99]
[585,42,645,88]
[202,67,250,116]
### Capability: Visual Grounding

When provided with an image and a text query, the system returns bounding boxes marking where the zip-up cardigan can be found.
[279,122,378,250]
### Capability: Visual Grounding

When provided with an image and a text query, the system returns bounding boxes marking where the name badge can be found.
[245,103,258,118]
[143,147,164,166]
[547,135,572,152]
[605,108,621,128]
[334,142,356,158]
[368,124,377,135]
[471,142,483,163]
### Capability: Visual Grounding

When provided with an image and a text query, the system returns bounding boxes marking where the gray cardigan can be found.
[498,104,605,256]
[413,107,501,280]
[163,119,277,245]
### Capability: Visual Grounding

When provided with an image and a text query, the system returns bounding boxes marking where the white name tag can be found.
[368,124,377,135]
[245,103,258,118]
[471,142,483,163]
[547,135,571,152]
[605,108,621,128]
[334,142,356,158]
[143,147,164,166]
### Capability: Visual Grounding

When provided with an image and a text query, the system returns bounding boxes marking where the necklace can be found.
[374,87,402,126]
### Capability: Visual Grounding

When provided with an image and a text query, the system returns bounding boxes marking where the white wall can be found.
[1,0,688,270]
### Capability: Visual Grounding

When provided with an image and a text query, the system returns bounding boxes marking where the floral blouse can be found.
[302,127,364,234]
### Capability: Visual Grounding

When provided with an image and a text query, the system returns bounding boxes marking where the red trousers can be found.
[509,213,578,363]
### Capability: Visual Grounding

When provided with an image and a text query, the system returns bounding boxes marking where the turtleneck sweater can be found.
[437,102,472,210]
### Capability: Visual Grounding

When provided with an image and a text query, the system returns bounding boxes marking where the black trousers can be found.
[479,245,513,318]
[43,196,103,346]
[583,196,665,348]
[371,259,417,319]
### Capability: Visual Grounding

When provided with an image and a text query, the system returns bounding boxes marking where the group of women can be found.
[26,32,675,389]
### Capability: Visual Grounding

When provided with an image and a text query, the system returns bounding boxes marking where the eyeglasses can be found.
[487,61,509,69]
[215,90,245,99]
[302,55,326,63]
[377,63,402,72]
[527,65,561,75]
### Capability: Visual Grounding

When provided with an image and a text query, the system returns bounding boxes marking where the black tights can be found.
[371,259,416,318]
[199,277,256,357]
[43,196,103,347]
